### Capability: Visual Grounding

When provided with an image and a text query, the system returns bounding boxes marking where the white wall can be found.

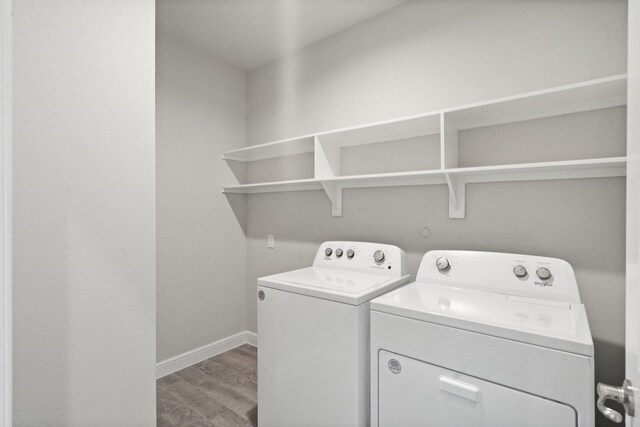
[156,34,247,362]
[248,0,627,144]
[12,1,156,425]
[245,1,627,425]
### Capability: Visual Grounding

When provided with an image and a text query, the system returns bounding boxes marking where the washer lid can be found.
[259,267,410,305]
[371,282,593,356]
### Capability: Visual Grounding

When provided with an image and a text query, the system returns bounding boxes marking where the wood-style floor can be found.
[156,344,258,427]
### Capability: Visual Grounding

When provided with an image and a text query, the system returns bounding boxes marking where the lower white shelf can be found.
[222,178,322,194]
[222,157,627,218]
[447,157,627,183]
[443,157,626,218]
[321,169,448,188]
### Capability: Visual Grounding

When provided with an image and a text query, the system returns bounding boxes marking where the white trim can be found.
[156,331,257,379]
[0,0,11,425]
[245,331,257,347]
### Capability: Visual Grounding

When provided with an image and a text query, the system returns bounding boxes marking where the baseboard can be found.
[156,330,257,379]
[245,330,257,347]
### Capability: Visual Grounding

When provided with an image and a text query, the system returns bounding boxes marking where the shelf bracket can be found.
[321,181,342,217]
[445,174,466,219]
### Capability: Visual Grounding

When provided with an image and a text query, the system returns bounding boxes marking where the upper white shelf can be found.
[317,114,440,148]
[221,135,315,162]
[445,74,626,130]
[221,74,627,163]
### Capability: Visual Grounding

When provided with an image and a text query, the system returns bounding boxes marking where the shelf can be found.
[447,157,627,182]
[221,135,315,162]
[222,75,626,163]
[221,171,446,195]
[445,74,626,130]
[222,178,322,194]
[223,157,625,194]
[221,74,628,218]
[443,157,627,218]
[322,170,447,188]
[317,114,440,148]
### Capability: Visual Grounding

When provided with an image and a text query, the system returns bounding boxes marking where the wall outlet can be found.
[267,234,275,249]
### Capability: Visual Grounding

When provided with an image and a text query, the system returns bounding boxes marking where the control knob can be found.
[325,248,333,257]
[335,249,343,258]
[436,256,451,272]
[536,267,552,280]
[346,249,355,259]
[513,265,527,278]
[373,250,385,264]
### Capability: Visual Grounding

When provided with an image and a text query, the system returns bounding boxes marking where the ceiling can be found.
[156,0,407,71]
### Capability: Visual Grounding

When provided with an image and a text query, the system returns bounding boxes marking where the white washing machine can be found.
[258,241,409,427]
[370,250,595,427]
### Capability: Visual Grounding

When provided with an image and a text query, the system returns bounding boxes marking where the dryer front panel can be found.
[377,350,576,427]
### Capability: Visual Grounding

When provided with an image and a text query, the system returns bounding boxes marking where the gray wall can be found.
[244,1,627,426]
[156,34,247,362]
[12,0,156,425]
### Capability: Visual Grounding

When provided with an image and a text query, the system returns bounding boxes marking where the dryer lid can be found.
[371,282,593,356]
[259,267,410,305]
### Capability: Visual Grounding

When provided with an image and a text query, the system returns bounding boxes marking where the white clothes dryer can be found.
[370,250,594,427]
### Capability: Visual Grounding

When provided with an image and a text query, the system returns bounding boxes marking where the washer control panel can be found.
[417,250,581,304]
[436,256,451,272]
[315,241,408,277]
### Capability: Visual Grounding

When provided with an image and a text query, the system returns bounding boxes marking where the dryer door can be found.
[377,350,576,427]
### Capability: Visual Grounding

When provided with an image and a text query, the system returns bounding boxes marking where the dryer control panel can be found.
[314,241,408,277]
[416,250,581,304]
